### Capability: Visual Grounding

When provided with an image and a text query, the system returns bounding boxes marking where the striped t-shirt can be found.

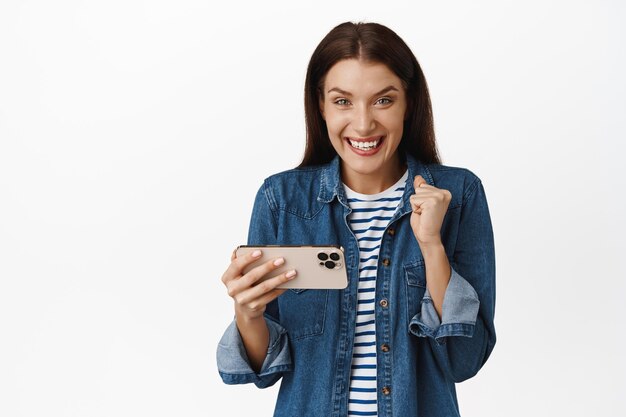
[343,169,408,417]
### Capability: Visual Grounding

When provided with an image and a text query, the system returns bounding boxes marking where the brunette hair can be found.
[298,21,441,167]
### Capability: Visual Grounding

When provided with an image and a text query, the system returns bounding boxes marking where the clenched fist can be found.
[409,175,452,246]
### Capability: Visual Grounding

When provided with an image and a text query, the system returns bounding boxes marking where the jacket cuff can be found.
[217,314,292,386]
[409,265,480,346]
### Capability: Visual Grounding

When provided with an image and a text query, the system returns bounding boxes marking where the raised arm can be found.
[409,178,497,382]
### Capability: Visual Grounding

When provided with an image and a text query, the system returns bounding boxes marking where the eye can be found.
[334,98,350,106]
[377,97,393,105]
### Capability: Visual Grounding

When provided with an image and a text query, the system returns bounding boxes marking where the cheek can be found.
[382,110,405,129]
[325,117,347,137]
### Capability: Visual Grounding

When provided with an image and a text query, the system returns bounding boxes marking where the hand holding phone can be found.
[220,247,299,372]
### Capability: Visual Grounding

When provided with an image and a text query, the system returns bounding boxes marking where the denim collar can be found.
[317,151,434,216]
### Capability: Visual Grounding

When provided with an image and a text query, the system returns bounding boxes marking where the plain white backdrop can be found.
[1,1,625,416]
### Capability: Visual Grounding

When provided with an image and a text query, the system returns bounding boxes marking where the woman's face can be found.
[318,58,408,192]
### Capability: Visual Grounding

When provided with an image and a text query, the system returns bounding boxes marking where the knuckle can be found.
[243,272,258,286]
[258,281,272,293]
[221,272,232,284]
[226,286,236,298]
[249,266,268,282]
[235,258,248,271]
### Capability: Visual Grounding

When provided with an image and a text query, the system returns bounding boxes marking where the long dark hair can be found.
[298,21,441,168]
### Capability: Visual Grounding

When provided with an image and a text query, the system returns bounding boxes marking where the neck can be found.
[341,156,407,195]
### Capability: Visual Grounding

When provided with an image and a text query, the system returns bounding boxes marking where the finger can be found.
[414,184,450,203]
[229,256,287,294]
[236,269,297,305]
[410,194,425,207]
[413,175,427,190]
[409,195,424,214]
[410,190,440,202]
[221,248,264,285]
[411,189,450,207]
[231,247,237,261]
[411,195,439,210]
[415,183,437,190]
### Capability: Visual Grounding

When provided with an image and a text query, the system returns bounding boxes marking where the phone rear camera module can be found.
[329,252,340,261]
[324,260,336,269]
[317,252,329,261]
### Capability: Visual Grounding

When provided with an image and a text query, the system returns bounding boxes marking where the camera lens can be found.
[324,260,336,269]
[317,252,329,261]
[329,252,340,261]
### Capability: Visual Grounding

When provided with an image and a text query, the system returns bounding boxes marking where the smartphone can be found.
[235,245,348,289]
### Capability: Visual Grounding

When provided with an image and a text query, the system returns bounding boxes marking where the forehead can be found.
[324,59,402,93]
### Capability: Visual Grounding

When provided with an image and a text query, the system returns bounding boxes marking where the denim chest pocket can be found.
[404,260,427,327]
[278,288,329,340]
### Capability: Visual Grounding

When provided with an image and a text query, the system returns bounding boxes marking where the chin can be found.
[342,156,384,173]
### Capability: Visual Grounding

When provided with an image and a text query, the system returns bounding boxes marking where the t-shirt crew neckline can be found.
[342,169,409,199]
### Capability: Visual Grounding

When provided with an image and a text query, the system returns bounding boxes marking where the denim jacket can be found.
[217,151,496,417]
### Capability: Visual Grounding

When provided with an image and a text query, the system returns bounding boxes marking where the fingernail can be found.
[286,270,296,278]
[273,257,285,266]
[252,250,262,258]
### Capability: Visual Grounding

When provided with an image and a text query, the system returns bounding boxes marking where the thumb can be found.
[413,175,426,190]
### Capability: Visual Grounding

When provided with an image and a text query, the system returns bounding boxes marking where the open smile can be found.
[344,135,385,155]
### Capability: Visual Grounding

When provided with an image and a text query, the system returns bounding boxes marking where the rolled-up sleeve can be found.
[216,314,292,388]
[409,265,480,345]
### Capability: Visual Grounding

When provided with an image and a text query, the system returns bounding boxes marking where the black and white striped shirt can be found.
[343,169,408,417]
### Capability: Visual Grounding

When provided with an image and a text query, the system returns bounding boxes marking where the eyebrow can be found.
[326,85,399,97]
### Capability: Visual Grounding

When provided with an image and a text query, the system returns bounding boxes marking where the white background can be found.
[1,1,625,416]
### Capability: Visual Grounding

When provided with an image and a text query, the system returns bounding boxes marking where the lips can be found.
[343,135,385,156]
[345,136,384,151]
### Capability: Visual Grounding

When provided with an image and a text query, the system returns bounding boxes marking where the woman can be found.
[217,21,496,417]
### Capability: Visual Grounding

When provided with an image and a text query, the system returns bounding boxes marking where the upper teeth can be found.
[349,138,381,149]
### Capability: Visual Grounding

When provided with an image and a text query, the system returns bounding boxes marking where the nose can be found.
[353,105,376,134]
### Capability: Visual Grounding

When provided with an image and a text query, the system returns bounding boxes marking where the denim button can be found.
[381,343,390,352]
[382,386,391,395]
[379,299,388,308]
[382,258,391,266]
